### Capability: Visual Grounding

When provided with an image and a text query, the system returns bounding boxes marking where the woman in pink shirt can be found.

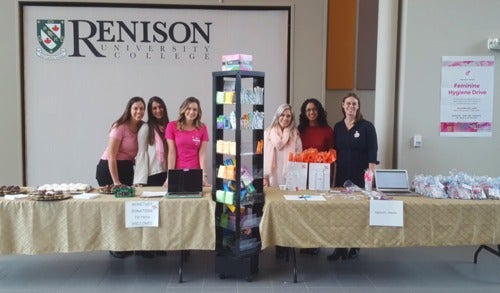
[163,96,209,187]
[96,96,145,187]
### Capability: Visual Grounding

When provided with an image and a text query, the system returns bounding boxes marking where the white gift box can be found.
[308,163,331,191]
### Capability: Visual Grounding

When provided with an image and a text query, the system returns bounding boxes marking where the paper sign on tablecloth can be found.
[284,195,326,201]
[73,193,99,199]
[140,191,165,198]
[369,200,404,227]
[286,162,308,190]
[125,201,159,228]
[4,194,29,200]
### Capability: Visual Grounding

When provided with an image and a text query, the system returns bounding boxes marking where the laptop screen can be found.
[167,169,203,194]
[375,169,410,192]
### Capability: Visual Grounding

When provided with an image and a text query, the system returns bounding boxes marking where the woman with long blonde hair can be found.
[263,103,302,187]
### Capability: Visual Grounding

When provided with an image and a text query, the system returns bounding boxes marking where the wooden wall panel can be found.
[326,0,357,90]
[356,0,378,89]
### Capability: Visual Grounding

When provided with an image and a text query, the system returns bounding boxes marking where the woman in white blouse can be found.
[134,96,169,186]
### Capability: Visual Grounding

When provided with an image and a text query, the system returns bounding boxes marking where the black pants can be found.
[96,159,134,186]
[146,171,168,187]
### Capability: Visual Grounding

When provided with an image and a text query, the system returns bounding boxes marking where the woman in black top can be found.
[328,92,378,261]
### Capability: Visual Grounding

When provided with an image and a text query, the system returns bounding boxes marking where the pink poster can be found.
[440,56,494,137]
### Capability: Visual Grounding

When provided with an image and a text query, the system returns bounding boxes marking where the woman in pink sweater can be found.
[263,103,302,187]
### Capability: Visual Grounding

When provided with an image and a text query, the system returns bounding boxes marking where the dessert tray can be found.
[0,185,27,196]
[29,189,72,201]
[36,183,92,194]
[29,194,72,201]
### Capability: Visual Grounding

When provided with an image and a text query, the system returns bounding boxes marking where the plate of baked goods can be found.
[29,190,72,201]
[36,183,92,194]
[0,185,27,196]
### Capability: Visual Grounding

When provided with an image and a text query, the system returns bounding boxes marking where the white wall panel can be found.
[22,4,289,185]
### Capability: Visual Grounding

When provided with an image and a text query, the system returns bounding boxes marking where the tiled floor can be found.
[1,246,499,292]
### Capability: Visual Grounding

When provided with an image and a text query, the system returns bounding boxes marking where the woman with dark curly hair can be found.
[297,98,333,255]
[298,98,334,152]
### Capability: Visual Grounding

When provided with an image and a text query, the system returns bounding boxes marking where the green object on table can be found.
[114,187,135,198]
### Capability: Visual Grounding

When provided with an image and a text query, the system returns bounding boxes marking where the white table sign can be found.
[125,201,159,228]
[369,200,404,227]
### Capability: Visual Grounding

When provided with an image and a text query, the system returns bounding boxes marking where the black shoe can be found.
[348,248,360,259]
[326,248,348,261]
[135,251,155,258]
[109,251,131,258]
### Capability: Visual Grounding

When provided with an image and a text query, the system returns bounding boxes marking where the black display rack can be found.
[212,70,265,281]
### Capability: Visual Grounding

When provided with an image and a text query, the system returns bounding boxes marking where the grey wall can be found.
[398,0,500,178]
[1,0,22,184]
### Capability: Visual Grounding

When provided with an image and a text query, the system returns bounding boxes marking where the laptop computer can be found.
[165,169,203,198]
[375,169,412,194]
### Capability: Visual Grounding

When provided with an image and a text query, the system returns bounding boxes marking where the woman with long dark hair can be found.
[134,96,169,186]
[96,96,145,187]
[95,96,145,259]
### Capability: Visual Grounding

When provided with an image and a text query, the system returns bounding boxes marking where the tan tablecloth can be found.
[0,187,215,255]
[259,188,500,249]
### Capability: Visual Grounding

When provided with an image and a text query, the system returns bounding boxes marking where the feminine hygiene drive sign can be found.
[440,56,494,137]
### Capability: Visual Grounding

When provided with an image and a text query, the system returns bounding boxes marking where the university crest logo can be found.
[36,19,67,59]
